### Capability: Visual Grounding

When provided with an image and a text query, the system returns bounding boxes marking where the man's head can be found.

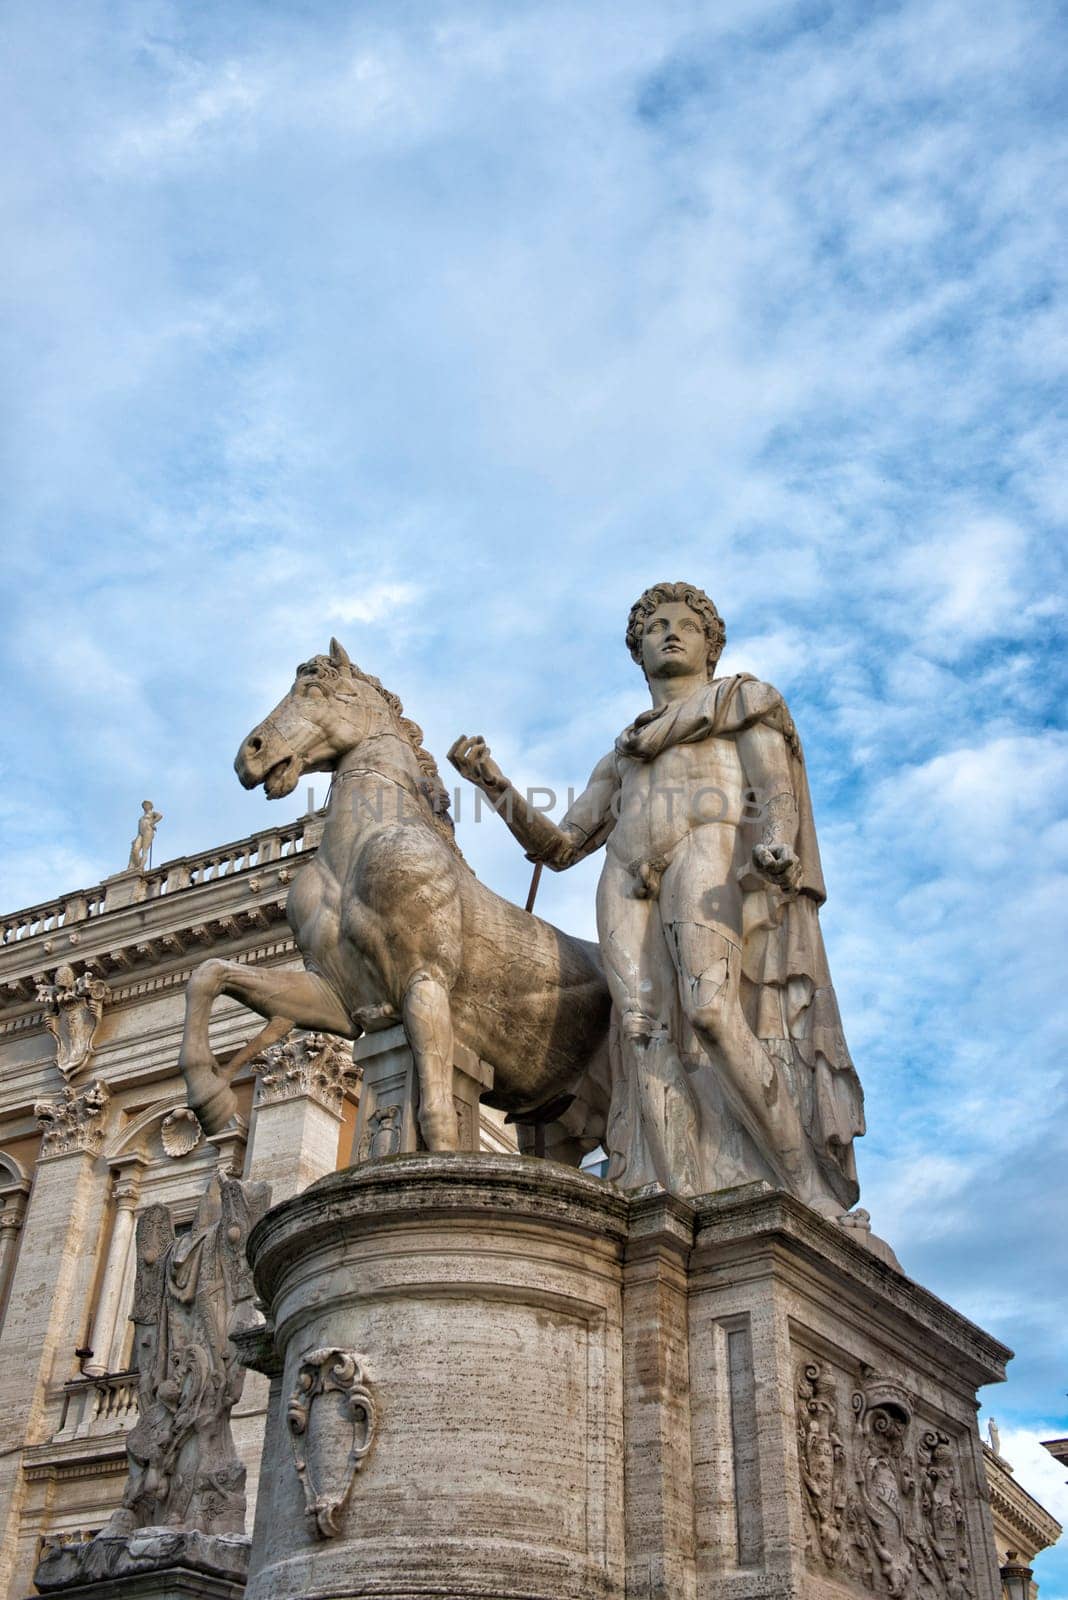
[626,582,725,682]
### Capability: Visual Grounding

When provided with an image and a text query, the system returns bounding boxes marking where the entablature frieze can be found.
[0,910,297,1027]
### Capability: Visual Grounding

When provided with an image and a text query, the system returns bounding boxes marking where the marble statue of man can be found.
[128,800,163,872]
[449,581,864,1219]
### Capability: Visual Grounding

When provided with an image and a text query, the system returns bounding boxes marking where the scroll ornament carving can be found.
[36,964,111,1081]
[797,1360,846,1564]
[34,1078,110,1157]
[849,1374,917,1597]
[918,1428,971,1600]
[287,1348,377,1537]
[255,1031,360,1113]
[797,1362,974,1600]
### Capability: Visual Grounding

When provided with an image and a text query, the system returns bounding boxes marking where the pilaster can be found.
[0,1082,112,1600]
[622,1185,698,1600]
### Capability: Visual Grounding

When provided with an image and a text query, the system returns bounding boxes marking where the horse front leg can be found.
[403,971,458,1151]
[179,958,356,1135]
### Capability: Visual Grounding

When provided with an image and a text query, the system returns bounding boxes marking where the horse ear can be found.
[329,638,352,672]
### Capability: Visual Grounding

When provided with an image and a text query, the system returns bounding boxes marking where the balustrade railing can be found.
[1,815,319,945]
[55,1370,139,1439]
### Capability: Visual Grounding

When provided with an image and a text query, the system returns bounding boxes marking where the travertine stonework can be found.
[240,1154,1011,1600]
[449,583,866,1225]
[0,816,496,1600]
[177,639,612,1161]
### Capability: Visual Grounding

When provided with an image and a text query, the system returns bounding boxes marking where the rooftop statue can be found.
[449,582,864,1220]
[128,800,163,872]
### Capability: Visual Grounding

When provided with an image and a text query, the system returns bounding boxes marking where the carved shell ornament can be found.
[160,1106,203,1158]
[287,1348,377,1538]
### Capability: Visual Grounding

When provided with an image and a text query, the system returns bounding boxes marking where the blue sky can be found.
[2,0,1067,1583]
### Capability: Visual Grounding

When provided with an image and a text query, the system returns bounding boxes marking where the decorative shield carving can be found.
[287,1348,377,1537]
[36,965,111,1081]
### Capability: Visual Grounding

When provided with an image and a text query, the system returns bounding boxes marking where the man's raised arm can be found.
[447,736,619,871]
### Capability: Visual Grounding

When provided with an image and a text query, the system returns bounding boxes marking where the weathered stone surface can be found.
[177,639,612,1163]
[35,966,110,1082]
[96,1173,270,1542]
[33,1529,248,1593]
[244,1153,628,1600]
[448,582,870,1234]
[33,1081,109,1159]
[240,1156,1007,1600]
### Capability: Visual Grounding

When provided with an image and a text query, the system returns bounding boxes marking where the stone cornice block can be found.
[690,1183,1011,1391]
[247,1151,631,1308]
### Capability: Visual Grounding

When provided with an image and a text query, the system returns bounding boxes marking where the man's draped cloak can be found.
[604,673,864,1208]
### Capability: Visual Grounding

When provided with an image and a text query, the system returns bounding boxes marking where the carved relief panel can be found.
[796,1359,974,1600]
[36,964,111,1081]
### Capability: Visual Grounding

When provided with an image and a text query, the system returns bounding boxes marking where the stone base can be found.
[242,1155,1009,1600]
[351,1024,495,1159]
[29,1572,243,1600]
[32,1531,248,1599]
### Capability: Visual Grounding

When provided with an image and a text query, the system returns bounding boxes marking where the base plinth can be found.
[32,1531,248,1600]
[243,1155,1009,1600]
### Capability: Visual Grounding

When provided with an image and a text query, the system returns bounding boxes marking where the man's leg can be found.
[659,832,844,1217]
[596,859,700,1192]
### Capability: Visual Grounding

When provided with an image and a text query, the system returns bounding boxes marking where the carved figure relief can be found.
[797,1360,846,1564]
[797,1361,974,1600]
[287,1347,377,1537]
[256,1031,360,1114]
[103,1172,271,1538]
[851,1374,916,1597]
[918,1429,970,1600]
[36,964,111,1081]
[359,1104,402,1162]
[34,1078,110,1156]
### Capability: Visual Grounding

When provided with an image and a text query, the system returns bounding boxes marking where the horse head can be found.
[235,638,391,799]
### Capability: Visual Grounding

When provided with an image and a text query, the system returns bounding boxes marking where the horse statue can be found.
[178,639,611,1158]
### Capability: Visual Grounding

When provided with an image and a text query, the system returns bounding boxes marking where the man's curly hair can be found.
[626,582,725,678]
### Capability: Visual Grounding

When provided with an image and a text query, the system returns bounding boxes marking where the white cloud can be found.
[1,0,1066,1478]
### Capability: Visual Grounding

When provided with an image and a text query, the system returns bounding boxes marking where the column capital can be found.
[34,1078,110,1160]
[254,1031,359,1116]
[111,1175,142,1209]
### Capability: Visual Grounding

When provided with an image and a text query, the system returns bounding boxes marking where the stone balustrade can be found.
[54,1371,139,1441]
[1,816,319,946]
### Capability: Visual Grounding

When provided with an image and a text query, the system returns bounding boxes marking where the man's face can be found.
[640,602,708,680]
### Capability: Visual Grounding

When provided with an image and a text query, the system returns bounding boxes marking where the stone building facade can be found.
[0,817,1059,1600]
[0,811,514,1600]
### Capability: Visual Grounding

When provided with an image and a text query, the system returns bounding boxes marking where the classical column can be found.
[0,1192,28,1322]
[244,1031,358,1202]
[83,1165,143,1377]
[0,1079,112,1600]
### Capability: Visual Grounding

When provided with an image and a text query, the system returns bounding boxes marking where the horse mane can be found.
[311,656,463,859]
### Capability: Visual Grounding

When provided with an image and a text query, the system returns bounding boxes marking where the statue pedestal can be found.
[101,870,149,912]
[351,1025,494,1160]
[241,1156,1008,1600]
[31,1531,248,1599]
